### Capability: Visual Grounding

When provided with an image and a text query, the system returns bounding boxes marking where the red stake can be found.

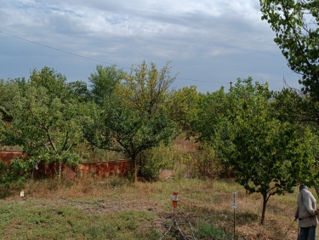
[172,192,179,208]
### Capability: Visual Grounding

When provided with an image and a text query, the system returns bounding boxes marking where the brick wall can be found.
[78,161,131,178]
[0,151,130,179]
[0,151,26,165]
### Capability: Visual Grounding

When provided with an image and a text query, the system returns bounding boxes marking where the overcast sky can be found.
[0,0,301,92]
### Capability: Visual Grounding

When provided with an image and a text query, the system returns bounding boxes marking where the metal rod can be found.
[234,208,236,240]
[233,192,236,240]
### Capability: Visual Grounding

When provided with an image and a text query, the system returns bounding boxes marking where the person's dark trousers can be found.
[298,226,316,240]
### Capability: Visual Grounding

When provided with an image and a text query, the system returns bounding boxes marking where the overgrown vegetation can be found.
[1,61,319,225]
[0,1,319,238]
[0,178,305,240]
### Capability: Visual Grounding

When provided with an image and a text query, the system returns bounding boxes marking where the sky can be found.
[0,0,301,92]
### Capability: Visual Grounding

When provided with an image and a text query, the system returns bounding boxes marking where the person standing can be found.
[295,185,318,240]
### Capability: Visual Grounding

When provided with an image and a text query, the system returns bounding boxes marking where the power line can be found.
[0,30,213,85]
[0,31,116,66]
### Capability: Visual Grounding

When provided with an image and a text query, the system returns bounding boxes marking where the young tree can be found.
[229,105,316,225]
[260,0,319,99]
[193,78,318,224]
[271,88,319,197]
[2,67,83,179]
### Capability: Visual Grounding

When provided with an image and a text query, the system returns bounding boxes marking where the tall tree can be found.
[84,62,176,182]
[117,61,176,116]
[260,0,319,99]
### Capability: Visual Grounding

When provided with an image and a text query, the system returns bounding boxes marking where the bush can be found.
[0,158,29,198]
[192,144,225,178]
[138,144,175,181]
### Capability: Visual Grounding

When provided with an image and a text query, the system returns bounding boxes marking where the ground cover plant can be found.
[0,177,308,240]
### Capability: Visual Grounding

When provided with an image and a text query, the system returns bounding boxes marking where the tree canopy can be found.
[260,0,319,99]
[89,65,123,104]
[192,78,319,224]
[83,62,176,182]
[1,67,83,178]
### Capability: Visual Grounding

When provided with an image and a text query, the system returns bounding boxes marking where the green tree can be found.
[89,65,123,104]
[193,78,318,224]
[260,0,319,99]
[84,62,177,182]
[271,88,319,197]
[2,67,83,179]
[83,98,175,183]
[67,80,91,103]
[117,61,176,116]
[191,88,234,175]
[167,86,200,132]
[0,79,21,123]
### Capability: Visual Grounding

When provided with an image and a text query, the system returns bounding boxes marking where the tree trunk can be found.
[58,160,62,180]
[260,194,268,225]
[131,156,138,183]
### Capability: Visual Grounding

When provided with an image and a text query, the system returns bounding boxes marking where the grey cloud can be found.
[0,0,300,92]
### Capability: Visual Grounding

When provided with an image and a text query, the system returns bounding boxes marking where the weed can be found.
[0,178,304,240]
[196,223,230,240]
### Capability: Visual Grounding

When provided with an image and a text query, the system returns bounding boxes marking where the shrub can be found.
[0,158,29,198]
[138,144,175,181]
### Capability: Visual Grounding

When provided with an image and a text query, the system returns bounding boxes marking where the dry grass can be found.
[1,135,314,239]
[0,177,312,240]
[172,134,199,154]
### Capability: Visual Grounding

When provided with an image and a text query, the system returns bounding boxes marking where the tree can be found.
[229,106,315,225]
[260,1,319,198]
[83,98,175,183]
[191,88,236,175]
[193,78,318,224]
[89,65,123,104]
[271,88,319,197]
[260,0,319,99]
[2,67,83,179]
[167,86,200,132]
[84,62,177,182]
[0,79,21,123]
[117,61,176,116]
[67,81,91,103]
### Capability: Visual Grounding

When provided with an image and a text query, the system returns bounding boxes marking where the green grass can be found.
[0,178,311,240]
[0,202,158,240]
[196,223,230,240]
